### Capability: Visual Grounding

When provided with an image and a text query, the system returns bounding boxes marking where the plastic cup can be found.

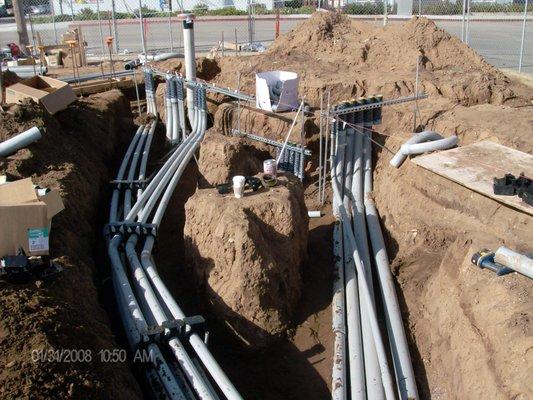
[232,175,245,198]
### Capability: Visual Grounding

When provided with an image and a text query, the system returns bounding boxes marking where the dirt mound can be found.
[208,12,528,108]
[0,91,142,399]
[372,149,532,399]
[184,174,309,348]
[197,128,266,187]
[1,69,21,87]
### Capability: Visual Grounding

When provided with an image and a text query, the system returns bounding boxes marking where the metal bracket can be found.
[110,179,148,190]
[104,221,157,238]
[145,315,207,340]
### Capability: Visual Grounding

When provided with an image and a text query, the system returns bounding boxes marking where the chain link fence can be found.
[0,0,531,71]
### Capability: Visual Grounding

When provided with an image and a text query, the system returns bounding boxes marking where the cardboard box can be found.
[45,52,62,67]
[5,76,76,114]
[0,178,64,257]
[7,58,35,67]
[256,71,299,113]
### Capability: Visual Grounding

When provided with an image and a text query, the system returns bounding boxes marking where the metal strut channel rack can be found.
[329,94,428,116]
[231,128,311,181]
[231,129,312,155]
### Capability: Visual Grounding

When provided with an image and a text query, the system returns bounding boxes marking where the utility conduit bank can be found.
[330,96,419,400]
[106,16,243,400]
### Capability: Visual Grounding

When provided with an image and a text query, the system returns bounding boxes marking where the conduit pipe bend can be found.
[390,130,458,168]
[108,80,242,400]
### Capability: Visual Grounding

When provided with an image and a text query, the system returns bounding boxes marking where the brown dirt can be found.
[183,173,309,349]
[177,11,532,400]
[197,128,268,187]
[0,92,142,399]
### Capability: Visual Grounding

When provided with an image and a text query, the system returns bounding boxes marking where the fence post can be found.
[461,0,467,41]
[465,0,471,45]
[138,0,147,55]
[96,0,105,55]
[111,1,120,54]
[519,0,528,72]
[69,0,75,22]
[12,0,29,51]
[168,0,174,52]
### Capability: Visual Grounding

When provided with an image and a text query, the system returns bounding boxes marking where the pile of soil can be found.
[183,174,309,348]
[197,128,270,187]
[1,69,21,87]
[0,92,142,399]
[174,12,532,399]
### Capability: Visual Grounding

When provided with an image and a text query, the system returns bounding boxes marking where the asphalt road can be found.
[1,16,531,72]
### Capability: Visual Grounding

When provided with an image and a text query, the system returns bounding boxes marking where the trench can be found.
[1,67,530,399]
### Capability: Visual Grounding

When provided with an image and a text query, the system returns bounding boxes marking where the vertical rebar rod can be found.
[318,91,324,204]
[234,28,238,56]
[413,55,420,132]
[0,61,3,104]
[300,98,305,181]
[221,32,225,57]
[519,0,528,72]
[322,90,331,205]
[133,71,142,116]
[237,72,241,136]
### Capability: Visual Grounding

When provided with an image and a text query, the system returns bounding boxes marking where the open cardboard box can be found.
[256,71,299,113]
[0,178,64,257]
[5,75,76,114]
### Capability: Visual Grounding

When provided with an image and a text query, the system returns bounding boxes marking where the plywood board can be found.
[411,140,533,216]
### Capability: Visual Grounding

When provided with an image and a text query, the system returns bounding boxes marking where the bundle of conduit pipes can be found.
[106,14,243,400]
[165,74,187,144]
[144,68,157,115]
[330,97,419,400]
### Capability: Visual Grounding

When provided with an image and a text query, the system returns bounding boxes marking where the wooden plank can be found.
[411,140,533,216]
[72,77,135,96]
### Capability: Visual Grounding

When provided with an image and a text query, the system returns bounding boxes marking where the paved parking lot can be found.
[1,16,531,72]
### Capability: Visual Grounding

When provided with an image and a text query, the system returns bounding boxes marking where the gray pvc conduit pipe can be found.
[109,85,242,399]
[494,247,533,279]
[331,222,347,400]
[352,123,384,400]
[118,110,218,400]
[332,176,396,400]
[0,127,42,158]
[125,236,217,400]
[401,135,458,155]
[137,122,156,199]
[138,90,243,400]
[114,277,187,400]
[140,52,183,62]
[166,76,174,141]
[364,131,419,399]
[390,131,458,168]
[124,124,150,216]
[183,15,196,123]
[332,124,364,399]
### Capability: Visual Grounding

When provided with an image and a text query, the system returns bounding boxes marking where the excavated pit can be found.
[0,91,143,399]
[153,12,531,399]
[0,10,531,400]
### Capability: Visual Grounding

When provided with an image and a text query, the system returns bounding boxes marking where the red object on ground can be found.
[7,43,21,58]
